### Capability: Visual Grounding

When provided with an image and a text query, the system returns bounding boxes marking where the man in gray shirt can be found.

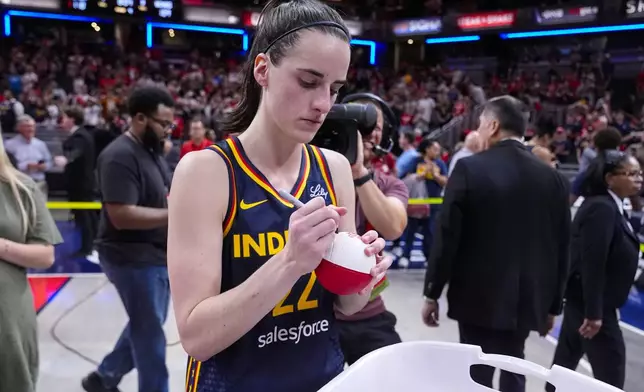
[4,115,52,194]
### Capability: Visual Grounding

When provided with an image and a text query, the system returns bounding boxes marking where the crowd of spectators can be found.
[5,24,644,280]
[3,31,644,190]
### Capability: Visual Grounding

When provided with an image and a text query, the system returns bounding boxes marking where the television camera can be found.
[310,93,397,165]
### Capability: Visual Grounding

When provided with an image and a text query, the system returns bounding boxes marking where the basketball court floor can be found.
[28,270,643,392]
[30,217,644,392]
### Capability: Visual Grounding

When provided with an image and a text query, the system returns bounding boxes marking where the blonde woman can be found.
[0,133,62,392]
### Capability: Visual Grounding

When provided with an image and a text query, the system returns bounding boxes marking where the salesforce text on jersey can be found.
[257,320,330,348]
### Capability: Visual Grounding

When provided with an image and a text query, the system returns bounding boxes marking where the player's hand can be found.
[284,197,346,276]
[356,230,391,295]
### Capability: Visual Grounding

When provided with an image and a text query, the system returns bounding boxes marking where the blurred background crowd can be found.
[3,0,644,258]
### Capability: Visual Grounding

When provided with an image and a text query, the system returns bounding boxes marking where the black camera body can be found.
[310,103,376,165]
[310,93,397,165]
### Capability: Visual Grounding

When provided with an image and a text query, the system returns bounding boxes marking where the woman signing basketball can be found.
[167,1,392,391]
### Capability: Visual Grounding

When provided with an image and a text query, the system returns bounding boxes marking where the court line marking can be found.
[30,270,644,372]
[619,321,644,337]
[28,273,106,279]
[544,317,644,373]
[35,277,72,315]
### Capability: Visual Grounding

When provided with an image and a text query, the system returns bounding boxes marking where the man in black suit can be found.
[56,106,98,259]
[421,96,571,392]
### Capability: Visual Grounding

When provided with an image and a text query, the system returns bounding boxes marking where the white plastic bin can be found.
[318,341,622,392]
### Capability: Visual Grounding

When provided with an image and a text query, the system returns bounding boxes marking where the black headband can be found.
[262,21,350,54]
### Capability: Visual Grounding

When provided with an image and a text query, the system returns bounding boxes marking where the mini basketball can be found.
[316,232,376,295]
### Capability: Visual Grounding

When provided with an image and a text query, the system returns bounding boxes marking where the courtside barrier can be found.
[44,200,644,332]
[46,201,103,210]
[44,200,644,253]
[46,199,445,210]
[319,341,623,392]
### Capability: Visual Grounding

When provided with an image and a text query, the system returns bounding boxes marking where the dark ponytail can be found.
[219,0,350,133]
[579,149,629,197]
[220,47,263,134]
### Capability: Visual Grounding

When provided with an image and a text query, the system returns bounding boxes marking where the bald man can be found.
[448,131,483,176]
[532,145,557,168]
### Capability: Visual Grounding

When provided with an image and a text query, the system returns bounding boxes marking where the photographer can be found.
[334,95,409,364]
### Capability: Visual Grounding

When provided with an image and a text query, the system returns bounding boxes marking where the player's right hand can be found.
[284,197,346,276]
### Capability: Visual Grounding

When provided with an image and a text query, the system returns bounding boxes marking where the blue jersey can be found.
[185,136,344,392]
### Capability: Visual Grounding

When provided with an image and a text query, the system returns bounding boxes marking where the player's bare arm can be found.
[168,149,302,361]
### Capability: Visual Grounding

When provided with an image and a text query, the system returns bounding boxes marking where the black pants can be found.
[69,192,98,255]
[547,302,625,391]
[402,206,441,260]
[73,209,98,254]
[337,311,401,365]
[459,322,530,392]
[402,217,430,259]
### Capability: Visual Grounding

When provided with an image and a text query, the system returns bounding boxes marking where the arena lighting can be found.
[4,10,102,37]
[350,39,377,65]
[146,22,249,51]
[147,23,376,65]
[501,23,644,39]
[426,35,480,44]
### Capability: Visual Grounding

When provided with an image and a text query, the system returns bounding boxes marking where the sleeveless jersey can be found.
[185,136,344,392]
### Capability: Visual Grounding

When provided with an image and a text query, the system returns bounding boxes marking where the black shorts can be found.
[336,310,402,365]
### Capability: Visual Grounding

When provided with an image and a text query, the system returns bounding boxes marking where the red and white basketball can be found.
[315,232,376,295]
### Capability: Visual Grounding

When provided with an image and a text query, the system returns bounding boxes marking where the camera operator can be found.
[334,96,409,365]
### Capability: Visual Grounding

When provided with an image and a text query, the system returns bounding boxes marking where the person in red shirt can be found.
[179,117,212,159]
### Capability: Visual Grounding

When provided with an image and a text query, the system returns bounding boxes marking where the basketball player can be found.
[167,1,391,392]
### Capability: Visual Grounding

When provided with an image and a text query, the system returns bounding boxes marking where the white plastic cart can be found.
[318,341,622,392]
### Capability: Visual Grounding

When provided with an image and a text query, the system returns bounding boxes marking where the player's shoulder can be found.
[315,148,354,204]
[171,148,232,215]
[317,147,349,163]
[174,147,229,181]
[316,147,351,171]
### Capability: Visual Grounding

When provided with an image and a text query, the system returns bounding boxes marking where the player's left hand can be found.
[357,229,392,295]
